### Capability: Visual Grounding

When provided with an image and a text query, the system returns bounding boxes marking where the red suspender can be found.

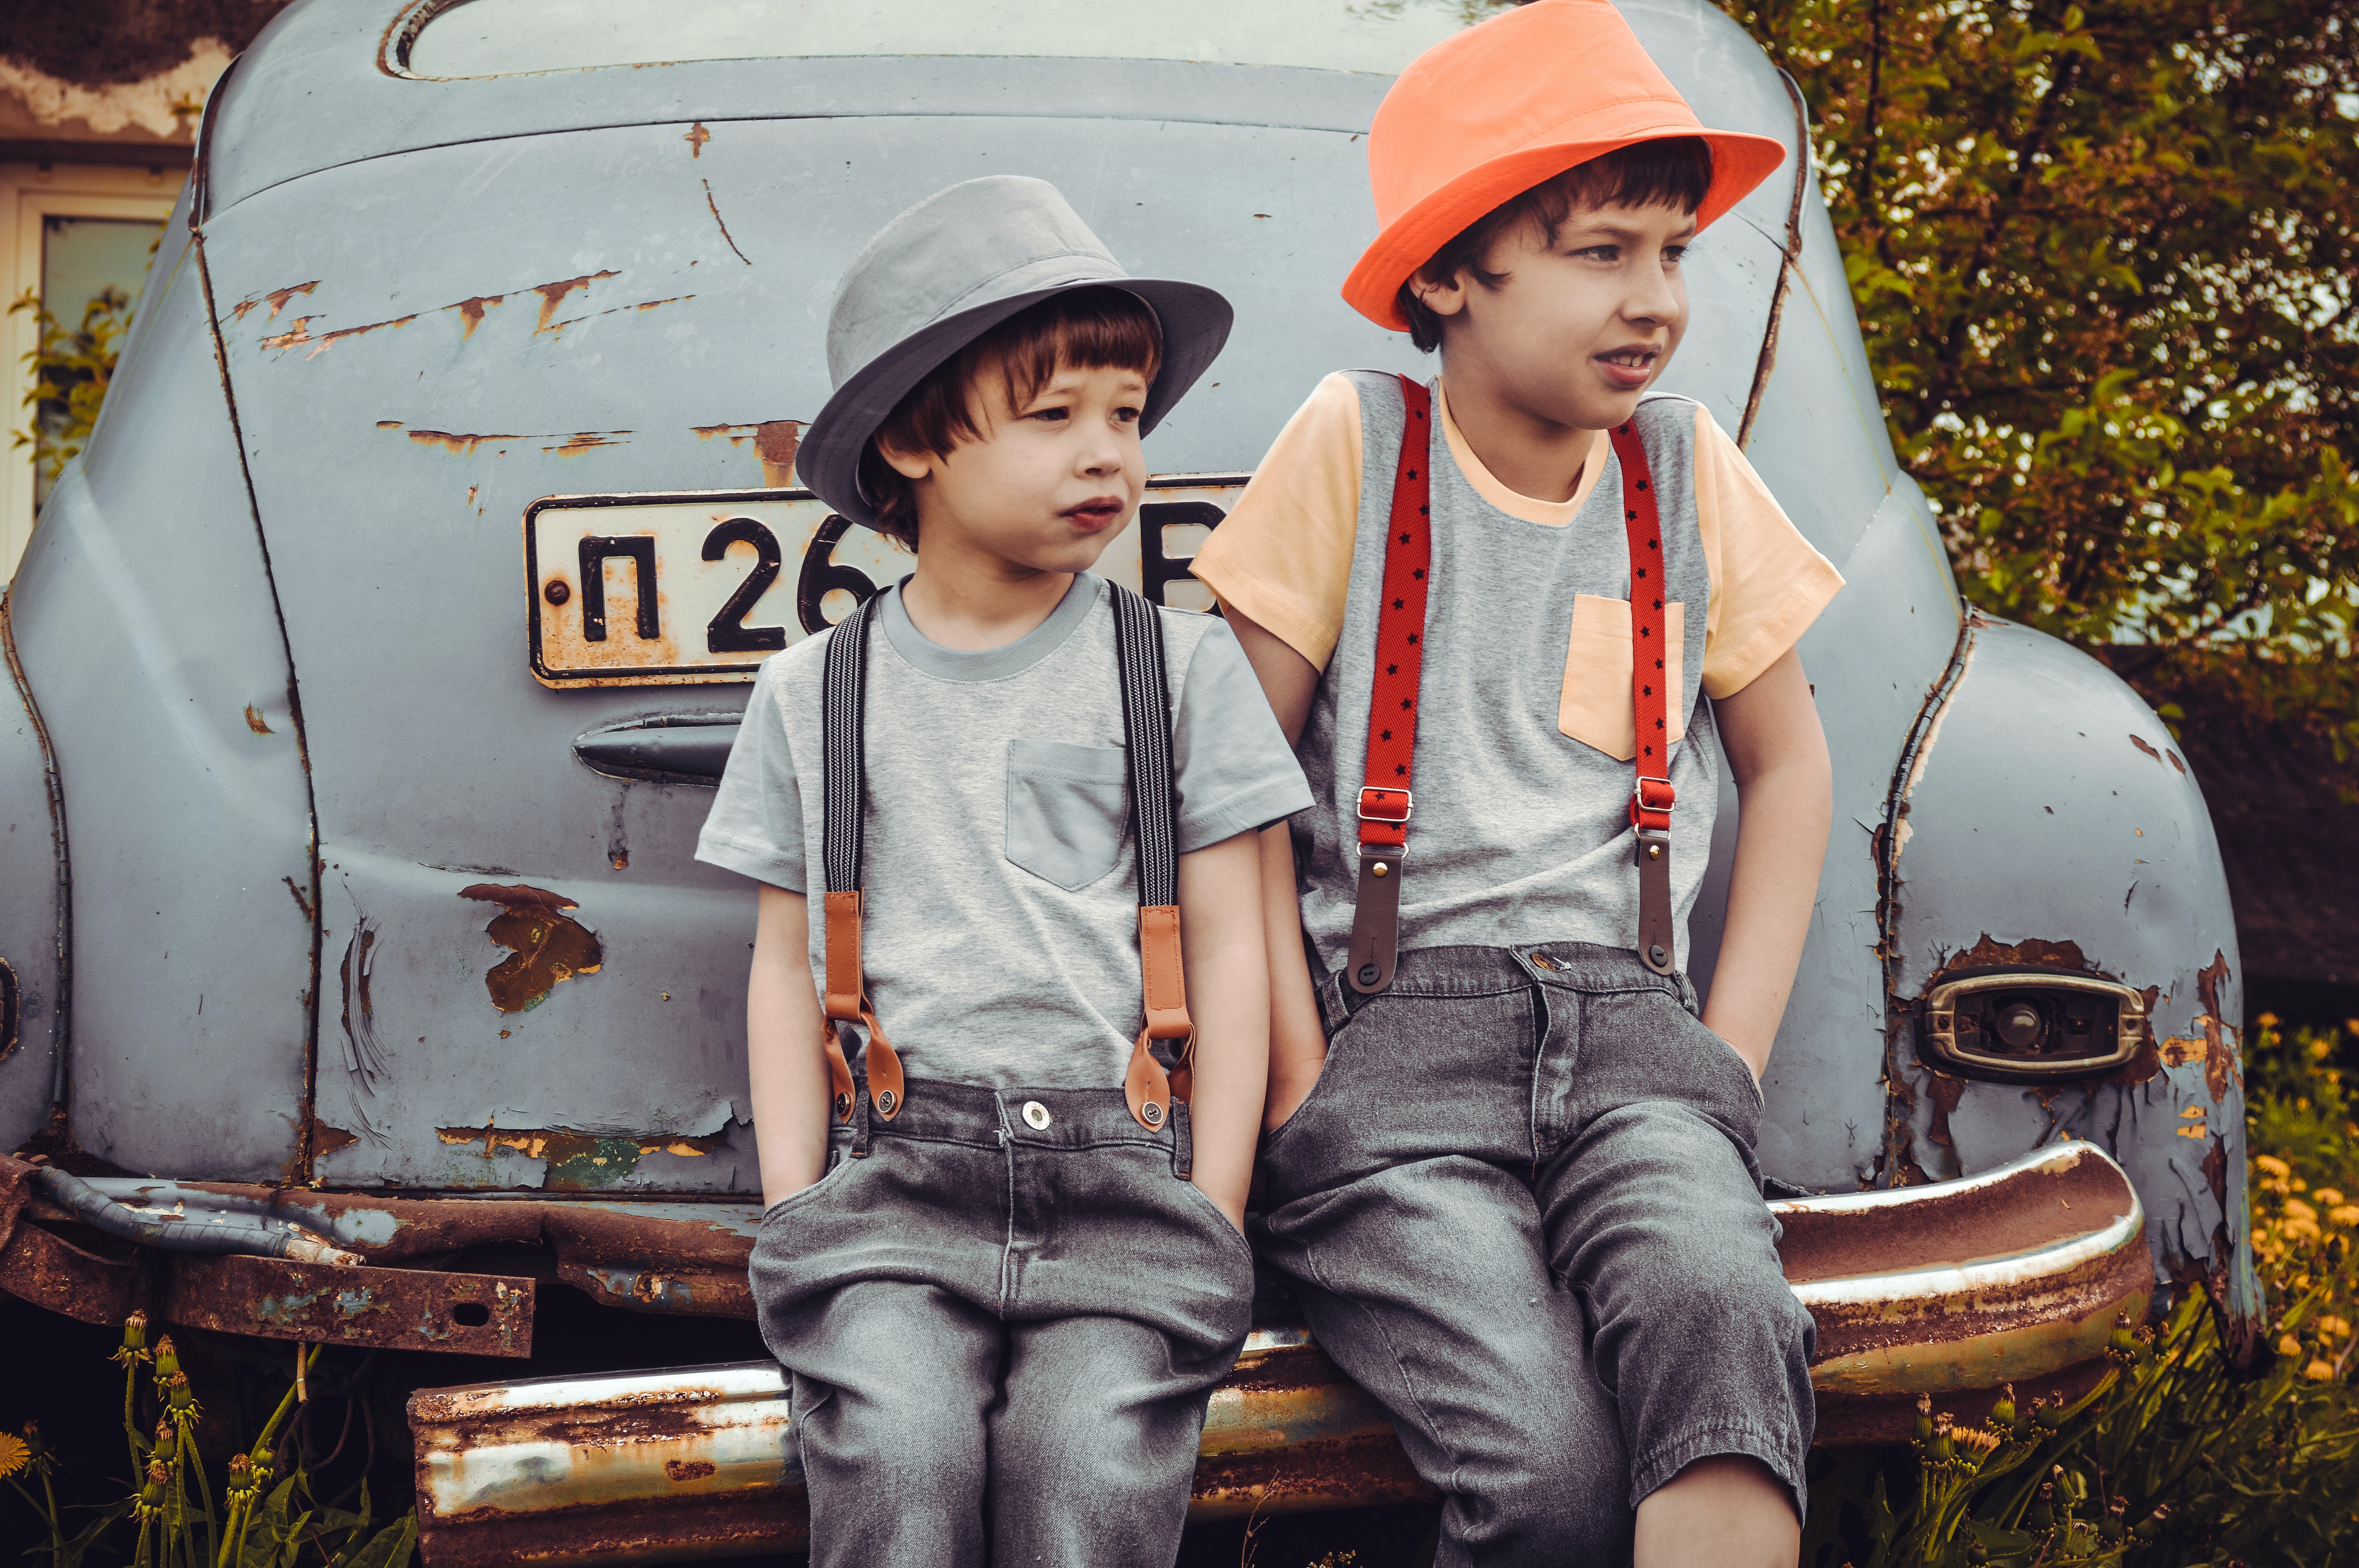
[1345,383,1678,993]
[1606,420,1679,976]
[1343,378,1433,994]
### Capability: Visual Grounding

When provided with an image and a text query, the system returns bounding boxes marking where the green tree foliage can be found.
[10,284,133,487]
[1718,0,2359,734]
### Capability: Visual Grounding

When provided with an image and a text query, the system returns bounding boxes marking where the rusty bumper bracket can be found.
[1,1160,534,1357]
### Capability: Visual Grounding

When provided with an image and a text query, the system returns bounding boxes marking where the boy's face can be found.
[882,360,1149,574]
[1416,199,1697,432]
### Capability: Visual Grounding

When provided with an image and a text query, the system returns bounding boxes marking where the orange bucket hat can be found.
[1342,0,1789,330]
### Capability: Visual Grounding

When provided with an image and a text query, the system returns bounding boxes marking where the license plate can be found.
[523,477,1247,688]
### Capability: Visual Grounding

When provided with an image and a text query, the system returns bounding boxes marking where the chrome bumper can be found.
[409,1141,2151,1566]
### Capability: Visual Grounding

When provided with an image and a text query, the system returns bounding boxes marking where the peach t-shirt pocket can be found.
[1559,595,1686,762]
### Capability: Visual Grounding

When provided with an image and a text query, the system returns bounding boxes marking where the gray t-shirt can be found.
[697,573,1311,1090]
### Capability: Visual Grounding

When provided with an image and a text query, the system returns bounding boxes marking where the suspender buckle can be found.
[1356,787,1412,824]
[1629,775,1676,830]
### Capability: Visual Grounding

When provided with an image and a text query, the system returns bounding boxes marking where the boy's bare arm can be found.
[1178,830,1271,1230]
[748,884,834,1208]
[1223,608,1329,1130]
[1701,648,1832,1078]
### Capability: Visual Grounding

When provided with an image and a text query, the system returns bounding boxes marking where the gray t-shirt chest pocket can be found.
[1005,737,1130,890]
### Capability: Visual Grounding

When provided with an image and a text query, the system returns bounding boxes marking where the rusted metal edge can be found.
[188,47,240,231]
[379,0,472,81]
[0,1200,536,1356]
[162,1251,534,1356]
[1734,67,1814,449]
[1872,605,1979,1186]
[188,219,329,1189]
[0,587,69,1098]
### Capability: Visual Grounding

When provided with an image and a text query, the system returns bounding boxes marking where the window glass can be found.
[405,0,1487,79]
[33,215,162,511]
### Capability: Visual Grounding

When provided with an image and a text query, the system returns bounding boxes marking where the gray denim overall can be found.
[749,588,1254,1568]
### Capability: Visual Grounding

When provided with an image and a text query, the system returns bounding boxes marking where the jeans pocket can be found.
[1004,738,1128,890]
[760,1140,858,1225]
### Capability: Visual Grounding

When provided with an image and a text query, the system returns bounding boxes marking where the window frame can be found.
[2,162,184,578]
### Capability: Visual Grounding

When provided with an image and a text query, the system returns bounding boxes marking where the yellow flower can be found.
[2332,1205,2359,1228]
[2284,1218,2323,1241]
[2306,1359,2337,1382]
[2320,1316,2354,1341]
[2257,1154,2292,1179]
[2287,1200,2319,1224]
[2318,1189,2347,1207]
[2258,1011,2281,1028]
[2312,1038,2335,1060]
[2295,1176,2311,1191]
[2280,1332,2305,1358]
[0,1430,25,1478]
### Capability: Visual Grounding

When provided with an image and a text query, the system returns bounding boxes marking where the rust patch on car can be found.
[541,296,695,338]
[756,421,800,486]
[309,1120,360,1157]
[244,704,272,735]
[2129,733,2162,762]
[692,422,761,444]
[684,122,710,157]
[264,281,320,318]
[301,314,420,359]
[260,316,317,351]
[532,270,622,329]
[1922,1068,1967,1151]
[703,179,752,265]
[544,433,631,456]
[2194,949,2239,1102]
[665,1459,718,1483]
[436,1126,722,1190]
[408,430,523,456]
[232,281,320,322]
[451,294,505,340]
[456,884,602,1012]
[1931,934,2111,982]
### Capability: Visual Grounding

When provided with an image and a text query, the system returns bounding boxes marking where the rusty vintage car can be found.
[0,0,2258,1560]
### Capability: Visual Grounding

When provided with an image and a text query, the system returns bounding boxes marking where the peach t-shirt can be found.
[1193,373,1840,701]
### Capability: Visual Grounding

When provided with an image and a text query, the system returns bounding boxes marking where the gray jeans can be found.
[750,1078,1255,1568]
[1256,942,1815,1567]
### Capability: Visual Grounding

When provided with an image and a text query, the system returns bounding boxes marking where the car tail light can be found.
[1921,972,2146,1078]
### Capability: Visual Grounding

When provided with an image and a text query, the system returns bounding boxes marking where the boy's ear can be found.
[1408,265,1472,323]
[873,434,935,482]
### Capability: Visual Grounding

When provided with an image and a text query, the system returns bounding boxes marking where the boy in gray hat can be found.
[696,176,1310,1568]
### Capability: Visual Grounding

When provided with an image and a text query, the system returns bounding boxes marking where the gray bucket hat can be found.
[797,176,1233,530]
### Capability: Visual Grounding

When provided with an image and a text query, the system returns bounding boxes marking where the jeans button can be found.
[1021,1100,1052,1131]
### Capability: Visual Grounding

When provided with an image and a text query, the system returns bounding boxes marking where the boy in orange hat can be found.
[1193,2,1841,1562]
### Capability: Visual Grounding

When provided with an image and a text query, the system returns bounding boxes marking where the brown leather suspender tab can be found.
[1347,379,1434,995]
[1607,419,1679,976]
[821,889,865,1023]
[1138,904,1190,1041]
